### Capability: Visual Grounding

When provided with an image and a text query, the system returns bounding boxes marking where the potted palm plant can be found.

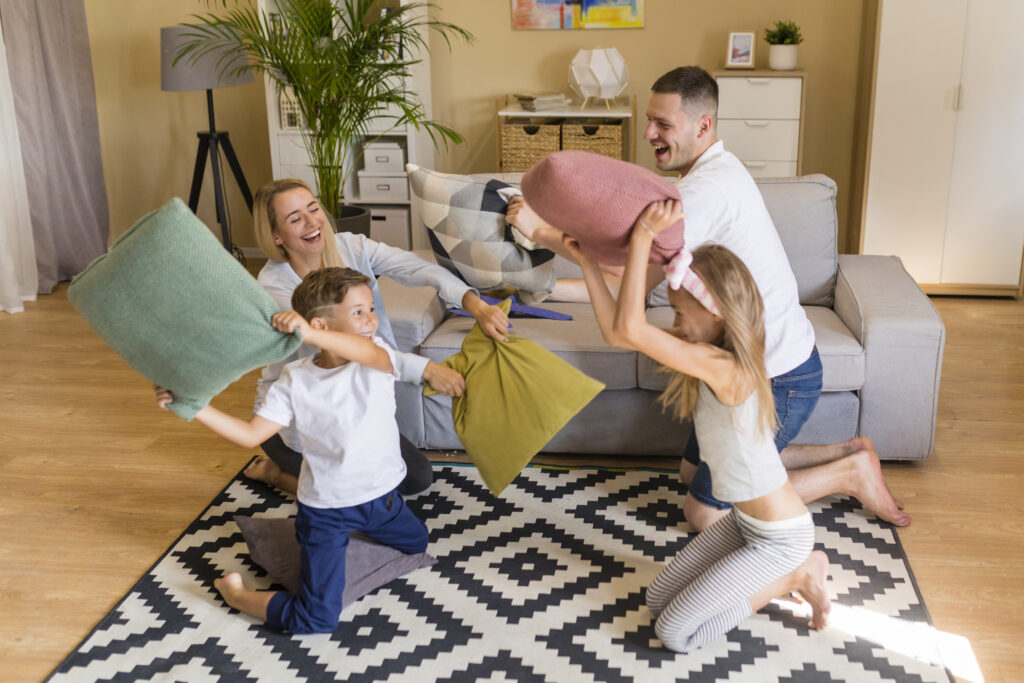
[764,20,802,71]
[177,0,472,229]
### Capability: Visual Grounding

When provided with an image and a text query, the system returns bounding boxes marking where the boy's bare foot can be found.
[845,449,911,526]
[214,572,245,609]
[244,455,282,486]
[793,550,831,630]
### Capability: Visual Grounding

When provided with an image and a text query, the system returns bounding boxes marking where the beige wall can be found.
[85,1,872,252]
[85,0,272,248]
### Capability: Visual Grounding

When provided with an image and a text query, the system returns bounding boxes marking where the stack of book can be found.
[513,92,570,111]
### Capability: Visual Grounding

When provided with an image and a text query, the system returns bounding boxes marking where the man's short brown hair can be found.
[291,267,371,321]
[651,66,718,120]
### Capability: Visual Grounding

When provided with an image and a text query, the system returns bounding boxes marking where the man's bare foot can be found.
[846,449,911,526]
[792,550,831,630]
[244,455,282,486]
[214,572,245,609]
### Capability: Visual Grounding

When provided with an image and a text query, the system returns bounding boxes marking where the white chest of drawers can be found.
[714,71,805,178]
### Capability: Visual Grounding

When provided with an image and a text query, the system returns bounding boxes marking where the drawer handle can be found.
[374,155,390,162]
[743,120,771,127]
[376,183,392,191]
[743,161,768,168]
[746,78,772,85]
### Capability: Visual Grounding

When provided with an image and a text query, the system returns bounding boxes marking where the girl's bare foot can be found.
[244,455,282,486]
[793,550,831,630]
[846,449,911,526]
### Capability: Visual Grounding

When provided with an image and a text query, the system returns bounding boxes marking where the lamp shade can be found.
[160,25,253,92]
[568,48,628,100]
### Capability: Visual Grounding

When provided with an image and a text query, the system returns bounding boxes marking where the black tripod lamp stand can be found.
[161,26,254,259]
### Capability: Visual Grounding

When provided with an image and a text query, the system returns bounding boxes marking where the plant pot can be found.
[768,44,799,71]
[335,204,371,237]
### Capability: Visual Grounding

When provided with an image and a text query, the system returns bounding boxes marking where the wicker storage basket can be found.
[561,120,623,159]
[501,119,562,172]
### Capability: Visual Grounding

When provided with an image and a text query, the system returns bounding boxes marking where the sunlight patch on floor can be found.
[774,599,984,682]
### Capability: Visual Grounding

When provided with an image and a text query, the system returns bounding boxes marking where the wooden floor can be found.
[1,286,1021,683]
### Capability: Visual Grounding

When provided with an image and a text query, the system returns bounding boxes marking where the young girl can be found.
[566,199,830,653]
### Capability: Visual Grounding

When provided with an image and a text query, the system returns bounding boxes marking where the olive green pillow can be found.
[68,197,301,420]
[425,299,605,495]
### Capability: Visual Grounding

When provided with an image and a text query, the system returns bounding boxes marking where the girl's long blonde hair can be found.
[253,178,345,268]
[658,243,776,438]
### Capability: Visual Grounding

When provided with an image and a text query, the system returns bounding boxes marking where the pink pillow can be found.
[521,150,685,265]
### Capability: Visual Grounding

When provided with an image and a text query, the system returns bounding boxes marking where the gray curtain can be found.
[0,0,107,293]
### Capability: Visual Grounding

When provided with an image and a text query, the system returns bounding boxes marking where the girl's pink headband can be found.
[664,249,720,316]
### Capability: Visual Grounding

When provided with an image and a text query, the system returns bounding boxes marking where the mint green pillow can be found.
[68,198,301,420]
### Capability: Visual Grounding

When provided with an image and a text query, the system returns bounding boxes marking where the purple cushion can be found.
[234,515,435,605]
[521,150,686,265]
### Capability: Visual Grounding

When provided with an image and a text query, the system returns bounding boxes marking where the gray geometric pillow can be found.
[233,515,435,606]
[407,164,557,305]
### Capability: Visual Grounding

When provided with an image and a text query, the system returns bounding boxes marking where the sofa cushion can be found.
[521,150,686,266]
[419,300,638,390]
[67,197,301,420]
[637,306,864,393]
[407,164,557,305]
[757,175,838,307]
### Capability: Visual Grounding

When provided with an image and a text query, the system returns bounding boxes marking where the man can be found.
[508,66,909,531]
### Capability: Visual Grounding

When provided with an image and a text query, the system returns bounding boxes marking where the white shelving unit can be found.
[713,71,805,178]
[260,0,436,250]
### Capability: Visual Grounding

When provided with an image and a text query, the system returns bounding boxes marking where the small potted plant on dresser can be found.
[764,20,802,71]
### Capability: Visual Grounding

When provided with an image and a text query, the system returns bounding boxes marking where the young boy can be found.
[155,267,433,634]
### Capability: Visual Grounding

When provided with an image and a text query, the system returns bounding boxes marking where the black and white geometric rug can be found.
[49,465,961,682]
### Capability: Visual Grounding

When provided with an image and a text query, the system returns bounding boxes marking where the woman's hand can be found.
[421,361,465,398]
[462,292,510,342]
[154,384,174,410]
[634,199,684,238]
[271,310,311,339]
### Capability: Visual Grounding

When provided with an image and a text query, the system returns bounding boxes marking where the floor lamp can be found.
[161,26,254,259]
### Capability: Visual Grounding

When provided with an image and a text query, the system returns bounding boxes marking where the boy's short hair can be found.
[291,267,371,321]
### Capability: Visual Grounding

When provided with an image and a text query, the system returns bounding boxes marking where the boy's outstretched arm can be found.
[155,385,282,448]
[271,311,393,373]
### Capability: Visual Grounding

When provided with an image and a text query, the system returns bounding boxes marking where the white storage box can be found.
[357,172,409,202]
[368,206,410,249]
[363,142,405,173]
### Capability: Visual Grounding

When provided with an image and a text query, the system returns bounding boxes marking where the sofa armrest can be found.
[834,254,945,460]
[378,275,448,353]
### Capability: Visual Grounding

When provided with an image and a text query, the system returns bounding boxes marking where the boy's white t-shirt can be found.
[256,337,407,509]
[676,140,815,378]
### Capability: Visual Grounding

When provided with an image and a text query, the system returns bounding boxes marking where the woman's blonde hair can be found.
[658,243,776,438]
[253,178,345,268]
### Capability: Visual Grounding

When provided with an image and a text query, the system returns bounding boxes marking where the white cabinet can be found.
[260,0,436,250]
[714,72,805,178]
[862,0,1024,296]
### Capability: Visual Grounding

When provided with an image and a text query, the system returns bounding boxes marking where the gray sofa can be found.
[381,173,945,461]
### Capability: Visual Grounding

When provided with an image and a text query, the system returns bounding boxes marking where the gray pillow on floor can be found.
[234,515,435,604]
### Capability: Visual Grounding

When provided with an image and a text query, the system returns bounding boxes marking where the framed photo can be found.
[725,31,755,69]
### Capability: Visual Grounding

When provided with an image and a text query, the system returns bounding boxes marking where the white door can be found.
[940,0,1024,286]
[862,0,968,284]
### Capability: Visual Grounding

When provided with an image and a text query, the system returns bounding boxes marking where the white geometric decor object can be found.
[568,48,628,106]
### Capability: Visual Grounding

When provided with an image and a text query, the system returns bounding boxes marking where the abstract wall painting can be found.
[511,0,644,30]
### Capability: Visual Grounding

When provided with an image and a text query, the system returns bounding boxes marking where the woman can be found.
[247,178,510,496]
